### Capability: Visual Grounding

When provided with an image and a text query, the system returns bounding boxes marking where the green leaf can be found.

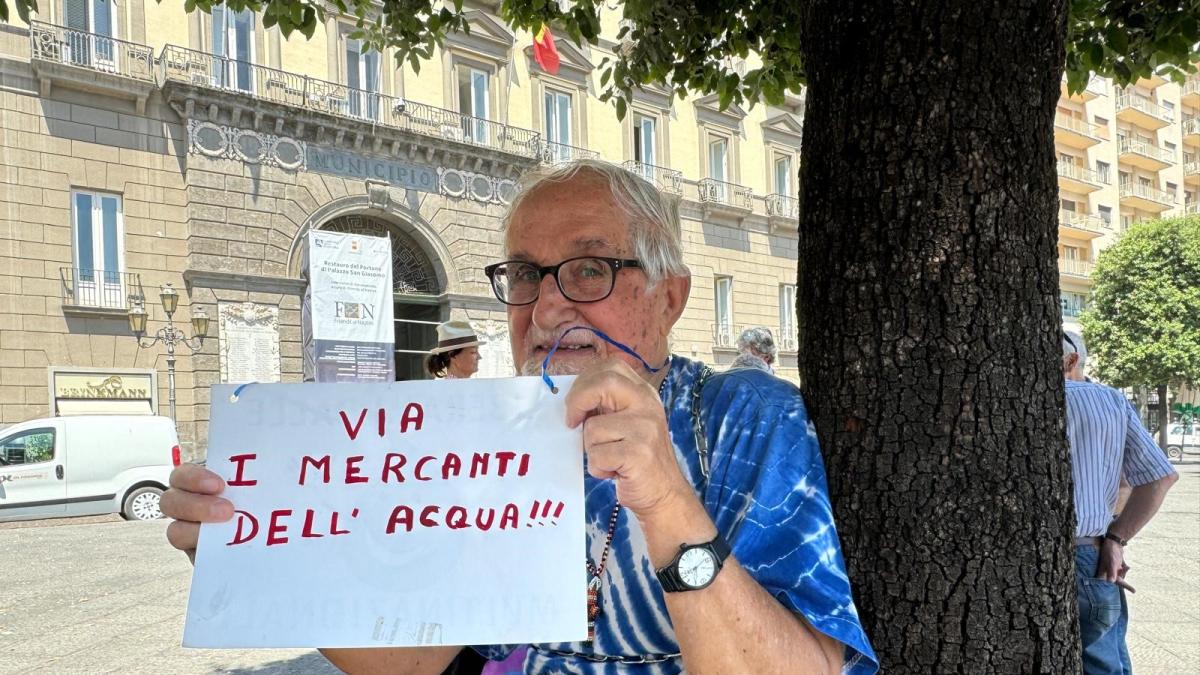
[615,96,627,121]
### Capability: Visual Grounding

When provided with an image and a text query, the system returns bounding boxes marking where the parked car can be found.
[1166,423,1200,462]
[0,415,179,522]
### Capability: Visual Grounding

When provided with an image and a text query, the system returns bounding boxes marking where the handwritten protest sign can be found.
[183,376,586,649]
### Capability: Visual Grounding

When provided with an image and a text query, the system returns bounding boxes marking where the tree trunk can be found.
[1135,384,1150,428]
[797,1,1079,671]
[1157,383,1169,450]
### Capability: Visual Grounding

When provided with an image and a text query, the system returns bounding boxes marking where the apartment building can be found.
[0,1,806,456]
[1054,73,1193,334]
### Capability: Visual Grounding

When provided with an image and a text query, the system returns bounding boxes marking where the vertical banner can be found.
[302,230,395,382]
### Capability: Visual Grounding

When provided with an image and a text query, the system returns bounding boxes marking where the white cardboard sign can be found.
[183,377,586,649]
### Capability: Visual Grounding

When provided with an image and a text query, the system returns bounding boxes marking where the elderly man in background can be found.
[731,326,778,373]
[161,160,877,674]
[1062,330,1178,675]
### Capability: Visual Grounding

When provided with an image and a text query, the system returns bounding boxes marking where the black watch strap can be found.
[1104,531,1128,547]
[656,533,732,593]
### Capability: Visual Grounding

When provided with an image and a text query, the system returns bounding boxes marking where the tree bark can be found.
[1157,383,1169,450]
[797,1,1079,671]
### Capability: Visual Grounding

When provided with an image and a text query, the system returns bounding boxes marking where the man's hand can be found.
[564,360,694,519]
[1096,539,1125,582]
[160,463,235,563]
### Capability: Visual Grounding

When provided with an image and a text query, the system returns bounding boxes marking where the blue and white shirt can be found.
[1065,380,1177,538]
[478,355,878,673]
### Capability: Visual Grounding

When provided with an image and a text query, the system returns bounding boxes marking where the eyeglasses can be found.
[483,256,643,306]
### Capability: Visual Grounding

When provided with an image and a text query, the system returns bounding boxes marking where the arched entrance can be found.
[320,214,444,381]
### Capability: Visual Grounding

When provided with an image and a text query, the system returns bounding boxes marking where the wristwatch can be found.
[1104,530,1128,547]
[655,534,731,592]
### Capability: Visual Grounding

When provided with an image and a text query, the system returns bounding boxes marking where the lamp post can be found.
[128,283,209,422]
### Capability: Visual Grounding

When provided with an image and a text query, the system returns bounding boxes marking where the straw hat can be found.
[429,320,486,354]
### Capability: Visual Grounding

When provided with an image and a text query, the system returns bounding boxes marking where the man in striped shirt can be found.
[1063,330,1178,675]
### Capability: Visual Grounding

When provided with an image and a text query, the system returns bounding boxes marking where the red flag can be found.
[533,25,561,75]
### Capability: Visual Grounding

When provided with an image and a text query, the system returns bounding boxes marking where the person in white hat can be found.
[425,320,485,379]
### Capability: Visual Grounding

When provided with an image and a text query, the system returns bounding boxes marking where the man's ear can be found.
[659,274,691,337]
[1063,353,1079,374]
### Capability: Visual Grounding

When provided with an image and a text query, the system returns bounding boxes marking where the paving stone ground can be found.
[0,464,1196,674]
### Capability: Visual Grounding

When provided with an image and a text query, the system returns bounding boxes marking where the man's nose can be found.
[531,272,577,329]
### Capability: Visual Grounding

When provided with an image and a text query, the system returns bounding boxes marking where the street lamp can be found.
[128,283,209,422]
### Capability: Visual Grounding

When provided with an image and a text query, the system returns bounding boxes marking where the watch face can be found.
[678,547,717,588]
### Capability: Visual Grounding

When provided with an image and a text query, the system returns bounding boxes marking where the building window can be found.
[456,66,490,142]
[212,4,255,92]
[1060,198,1076,213]
[63,0,116,67]
[774,154,793,195]
[1167,181,1178,199]
[779,284,797,352]
[633,114,657,166]
[1165,141,1177,154]
[714,276,733,347]
[543,88,573,159]
[1061,291,1088,318]
[0,428,56,465]
[1093,115,1108,126]
[1096,161,1111,184]
[345,38,380,120]
[1163,100,1176,119]
[72,190,124,306]
[1062,245,1081,260]
[1098,205,1112,225]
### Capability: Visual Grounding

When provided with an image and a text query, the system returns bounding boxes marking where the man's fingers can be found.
[166,519,200,556]
[160,488,234,523]
[565,363,652,427]
[169,462,226,494]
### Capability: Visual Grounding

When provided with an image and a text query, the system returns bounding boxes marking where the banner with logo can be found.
[302,230,395,382]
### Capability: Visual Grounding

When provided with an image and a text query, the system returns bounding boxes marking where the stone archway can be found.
[320,214,441,296]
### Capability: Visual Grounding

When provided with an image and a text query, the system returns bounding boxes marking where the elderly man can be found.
[162,160,877,674]
[731,326,778,373]
[1062,330,1177,675]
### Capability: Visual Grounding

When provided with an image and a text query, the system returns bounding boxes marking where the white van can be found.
[0,415,178,522]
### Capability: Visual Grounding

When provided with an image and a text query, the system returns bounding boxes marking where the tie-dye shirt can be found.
[477,355,877,674]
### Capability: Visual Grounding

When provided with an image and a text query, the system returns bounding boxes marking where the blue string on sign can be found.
[540,326,668,393]
[230,382,256,403]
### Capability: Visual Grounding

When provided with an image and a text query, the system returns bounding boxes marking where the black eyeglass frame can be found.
[483,256,643,306]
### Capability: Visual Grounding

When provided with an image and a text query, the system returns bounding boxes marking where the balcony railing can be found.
[1184,79,1200,98]
[1184,117,1200,137]
[697,178,753,210]
[1186,202,1200,214]
[1185,161,1200,176]
[1058,210,1108,234]
[538,141,599,165]
[776,326,799,353]
[766,193,800,219]
[1120,181,1174,205]
[30,21,155,82]
[1118,137,1174,163]
[1058,259,1094,279]
[159,45,540,158]
[1061,304,1086,318]
[712,322,736,348]
[1054,114,1105,139]
[60,268,144,310]
[1056,162,1105,185]
[622,160,683,194]
[1115,91,1174,123]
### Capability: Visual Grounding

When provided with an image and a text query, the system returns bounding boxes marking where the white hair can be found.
[738,326,778,361]
[1063,330,1088,367]
[502,159,690,284]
